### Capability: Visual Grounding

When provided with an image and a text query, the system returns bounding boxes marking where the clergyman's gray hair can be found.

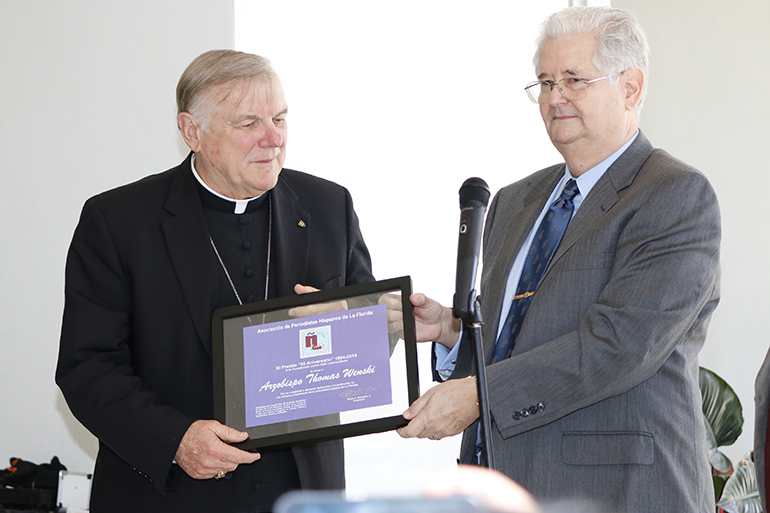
[176,49,278,130]
[533,6,650,111]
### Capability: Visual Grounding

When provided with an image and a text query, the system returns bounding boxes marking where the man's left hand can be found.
[287,284,348,317]
[397,376,479,440]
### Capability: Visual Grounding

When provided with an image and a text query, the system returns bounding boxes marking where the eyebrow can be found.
[233,114,259,123]
[537,68,584,80]
[232,108,288,124]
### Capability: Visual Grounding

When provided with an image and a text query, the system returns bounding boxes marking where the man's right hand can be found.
[175,420,261,480]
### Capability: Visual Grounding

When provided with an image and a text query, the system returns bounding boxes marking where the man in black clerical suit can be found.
[56,50,374,513]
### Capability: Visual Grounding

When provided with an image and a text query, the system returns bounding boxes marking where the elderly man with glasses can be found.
[394,6,720,513]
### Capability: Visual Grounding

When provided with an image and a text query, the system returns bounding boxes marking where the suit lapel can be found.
[162,155,220,355]
[271,175,311,297]
[159,164,315,354]
[481,168,563,361]
[542,132,655,282]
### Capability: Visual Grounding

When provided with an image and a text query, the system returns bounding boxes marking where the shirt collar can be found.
[190,154,264,215]
[566,130,639,201]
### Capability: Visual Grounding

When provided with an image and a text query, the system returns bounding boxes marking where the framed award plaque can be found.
[212,276,419,451]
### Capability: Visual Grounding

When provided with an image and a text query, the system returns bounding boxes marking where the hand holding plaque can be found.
[288,284,349,318]
[212,277,419,451]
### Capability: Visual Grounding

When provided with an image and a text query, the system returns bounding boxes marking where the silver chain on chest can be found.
[209,194,272,306]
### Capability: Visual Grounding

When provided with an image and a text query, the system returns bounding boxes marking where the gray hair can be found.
[533,6,650,111]
[176,49,278,130]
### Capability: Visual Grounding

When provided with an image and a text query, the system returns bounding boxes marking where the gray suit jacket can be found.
[755,347,770,512]
[449,132,720,513]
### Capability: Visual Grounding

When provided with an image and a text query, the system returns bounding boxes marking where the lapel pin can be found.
[298,220,306,228]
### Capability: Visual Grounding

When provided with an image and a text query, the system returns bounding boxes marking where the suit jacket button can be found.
[538,402,545,412]
[512,412,521,420]
[528,406,538,415]
[521,409,530,417]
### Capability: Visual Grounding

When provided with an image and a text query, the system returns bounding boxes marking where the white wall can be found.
[615,0,770,465]
[232,0,570,491]
[0,0,234,476]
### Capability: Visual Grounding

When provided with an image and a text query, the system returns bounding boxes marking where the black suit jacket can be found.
[56,154,374,512]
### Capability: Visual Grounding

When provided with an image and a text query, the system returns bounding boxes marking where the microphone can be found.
[452,177,490,322]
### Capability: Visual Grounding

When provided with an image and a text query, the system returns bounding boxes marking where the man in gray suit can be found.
[393,7,720,513]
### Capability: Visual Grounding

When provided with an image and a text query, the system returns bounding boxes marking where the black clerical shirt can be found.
[196,182,278,309]
[195,180,302,501]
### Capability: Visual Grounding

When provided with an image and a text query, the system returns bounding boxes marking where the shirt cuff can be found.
[435,334,462,380]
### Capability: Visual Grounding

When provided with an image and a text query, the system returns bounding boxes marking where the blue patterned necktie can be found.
[492,179,579,363]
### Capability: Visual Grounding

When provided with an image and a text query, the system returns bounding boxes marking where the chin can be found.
[256,171,281,192]
[250,162,281,176]
[549,126,584,145]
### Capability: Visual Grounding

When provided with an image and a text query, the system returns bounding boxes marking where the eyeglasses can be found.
[524,71,625,104]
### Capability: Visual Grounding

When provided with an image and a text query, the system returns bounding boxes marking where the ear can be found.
[177,112,202,153]
[623,68,644,111]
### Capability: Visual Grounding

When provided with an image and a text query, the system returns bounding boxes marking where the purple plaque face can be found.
[243,303,392,428]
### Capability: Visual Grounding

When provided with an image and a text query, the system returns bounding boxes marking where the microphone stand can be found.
[464,290,495,470]
[454,176,493,469]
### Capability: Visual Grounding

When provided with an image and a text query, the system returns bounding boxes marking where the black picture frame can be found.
[212,276,419,451]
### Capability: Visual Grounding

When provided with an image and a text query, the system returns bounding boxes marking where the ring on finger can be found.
[215,470,227,480]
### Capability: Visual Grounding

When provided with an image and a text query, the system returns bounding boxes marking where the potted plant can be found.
[700,367,760,513]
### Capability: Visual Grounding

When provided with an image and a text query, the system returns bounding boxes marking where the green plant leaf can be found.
[704,415,734,473]
[716,452,761,513]
[700,367,743,447]
[713,474,728,502]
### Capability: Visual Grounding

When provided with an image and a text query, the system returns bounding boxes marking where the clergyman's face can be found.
[537,34,629,161]
[193,77,288,199]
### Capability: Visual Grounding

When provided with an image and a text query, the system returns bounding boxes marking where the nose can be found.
[547,84,569,106]
[259,123,283,148]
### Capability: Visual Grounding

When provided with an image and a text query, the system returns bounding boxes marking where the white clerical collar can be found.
[190,154,264,214]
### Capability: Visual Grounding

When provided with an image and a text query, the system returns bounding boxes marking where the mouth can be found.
[551,112,577,122]
[252,154,279,165]
[551,117,579,127]
[550,106,578,119]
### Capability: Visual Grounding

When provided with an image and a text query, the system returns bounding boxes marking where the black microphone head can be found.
[459,177,490,208]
